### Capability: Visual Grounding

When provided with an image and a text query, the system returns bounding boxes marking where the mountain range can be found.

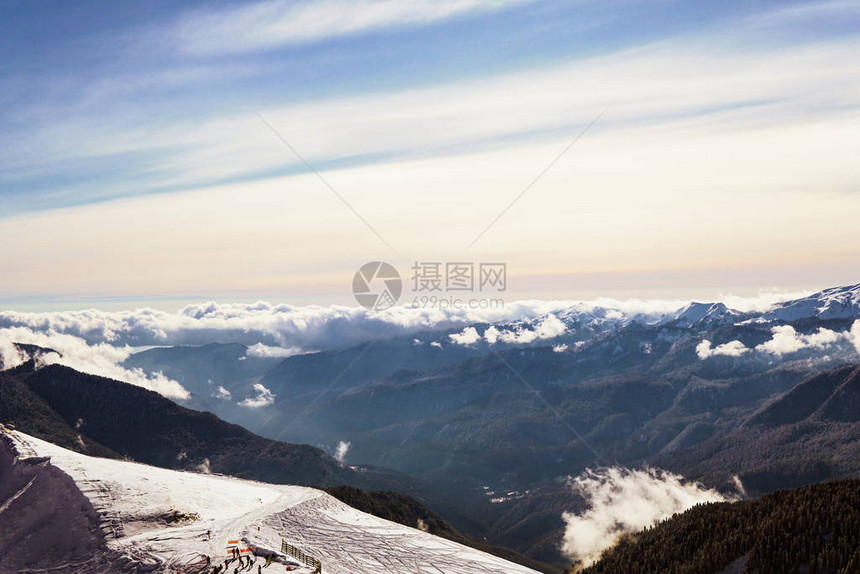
[3,283,860,569]
[118,283,860,563]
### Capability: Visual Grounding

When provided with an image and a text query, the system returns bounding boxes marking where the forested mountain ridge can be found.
[581,479,860,574]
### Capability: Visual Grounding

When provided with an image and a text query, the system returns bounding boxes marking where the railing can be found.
[281,539,322,574]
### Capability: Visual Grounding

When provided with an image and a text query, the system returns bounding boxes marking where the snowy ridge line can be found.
[3,425,39,458]
[4,430,540,574]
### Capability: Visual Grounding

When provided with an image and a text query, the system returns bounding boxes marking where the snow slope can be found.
[761,283,860,322]
[1,429,538,574]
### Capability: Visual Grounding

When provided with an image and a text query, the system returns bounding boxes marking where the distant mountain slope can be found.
[762,283,860,323]
[582,479,860,574]
[16,283,860,568]
[0,362,117,458]
[0,362,550,571]
[0,362,409,490]
[122,342,281,412]
[258,335,480,399]
[659,364,860,494]
[747,365,860,427]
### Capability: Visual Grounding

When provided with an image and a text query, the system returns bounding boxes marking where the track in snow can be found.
[1,430,539,574]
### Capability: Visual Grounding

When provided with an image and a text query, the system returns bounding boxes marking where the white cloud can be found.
[480,314,567,345]
[696,339,750,359]
[561,467,732,566]
[531,314,567,340]
[697,323,860,360]
[449,326,481,345]
[716,290,818,313]
[334,440,351,463]
[173,0,533,55]
[0,326,188,399]
[245,342,304,359]
[851,320,860,354]
[0,339,27,370]
[238,383,276,408]
[755,325,844,356]
[215,386,232,400]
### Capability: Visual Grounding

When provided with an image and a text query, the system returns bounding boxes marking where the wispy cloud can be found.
[334,440,351,463]
[7,23,860,217]
[2,0,859,301]
[755,0,860,28]
[172,0,534,55]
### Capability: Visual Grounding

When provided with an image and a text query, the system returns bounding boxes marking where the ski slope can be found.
[2,430,539,573]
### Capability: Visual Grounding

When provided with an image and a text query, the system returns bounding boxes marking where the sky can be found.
[1,0,859,310]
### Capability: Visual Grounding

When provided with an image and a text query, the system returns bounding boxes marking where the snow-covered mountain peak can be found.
[763,283,860,322]
[670,301,741,329]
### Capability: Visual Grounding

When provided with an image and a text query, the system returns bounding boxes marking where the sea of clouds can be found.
[0,300,576,398]
[2,289,851,400]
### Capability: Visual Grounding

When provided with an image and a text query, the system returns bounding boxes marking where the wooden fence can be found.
[281,539,322,574]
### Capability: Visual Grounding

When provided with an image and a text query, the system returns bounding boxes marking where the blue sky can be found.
[1,0,859,308]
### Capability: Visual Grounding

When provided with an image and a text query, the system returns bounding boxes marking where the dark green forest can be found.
[581,480,860,574]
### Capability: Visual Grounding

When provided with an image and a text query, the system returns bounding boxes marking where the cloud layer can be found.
[1,289,855,400]
[0,300,575,351]
[0,327,188,399]
[1,291,802,354]
[561,467,733,566]
[697,322,860,360]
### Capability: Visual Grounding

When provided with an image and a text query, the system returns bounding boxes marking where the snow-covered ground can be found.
[2,430,538,573]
